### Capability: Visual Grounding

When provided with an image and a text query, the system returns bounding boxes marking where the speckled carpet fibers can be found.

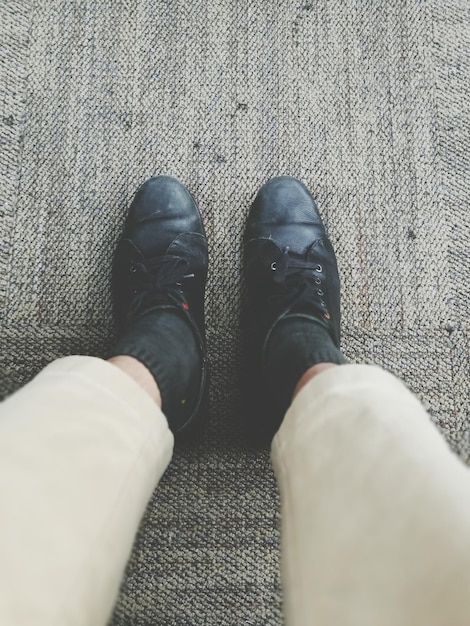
[1,0,469,624]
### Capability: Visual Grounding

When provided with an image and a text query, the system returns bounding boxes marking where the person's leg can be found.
[0,176,209,626]
[273,362,470,626]
[243,177,470,626]
[0,355,172,626]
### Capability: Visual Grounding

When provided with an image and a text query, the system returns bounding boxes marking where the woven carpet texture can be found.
[1,1,469,624]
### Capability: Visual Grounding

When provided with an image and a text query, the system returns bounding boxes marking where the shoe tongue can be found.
[285,305,330,330]
[133,292,181,319]
[143,292,173,307]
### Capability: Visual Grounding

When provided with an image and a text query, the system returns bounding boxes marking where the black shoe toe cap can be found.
[245,176,326,253]
[125,176,205,256]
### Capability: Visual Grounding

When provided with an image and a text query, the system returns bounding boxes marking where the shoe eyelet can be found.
[317,289,323,296]
[315,264,322,273]
[271,262,277,271]
[130,265,137,273]
[320,300,326,307]
[314,277,321,285]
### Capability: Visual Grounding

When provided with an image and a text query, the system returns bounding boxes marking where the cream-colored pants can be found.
[0,357,469,626]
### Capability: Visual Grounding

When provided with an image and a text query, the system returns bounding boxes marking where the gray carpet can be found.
[1,0,469,624]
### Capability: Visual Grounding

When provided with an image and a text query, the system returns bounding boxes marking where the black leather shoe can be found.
[243,176,342,441]
[112,176,208,438]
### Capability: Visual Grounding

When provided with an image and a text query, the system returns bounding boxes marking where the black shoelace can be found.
[269,247,330,321]
[128,255,194,317]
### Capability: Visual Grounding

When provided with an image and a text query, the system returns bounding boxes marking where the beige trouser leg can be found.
[272,364,470,626]
[0,356,174,626]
